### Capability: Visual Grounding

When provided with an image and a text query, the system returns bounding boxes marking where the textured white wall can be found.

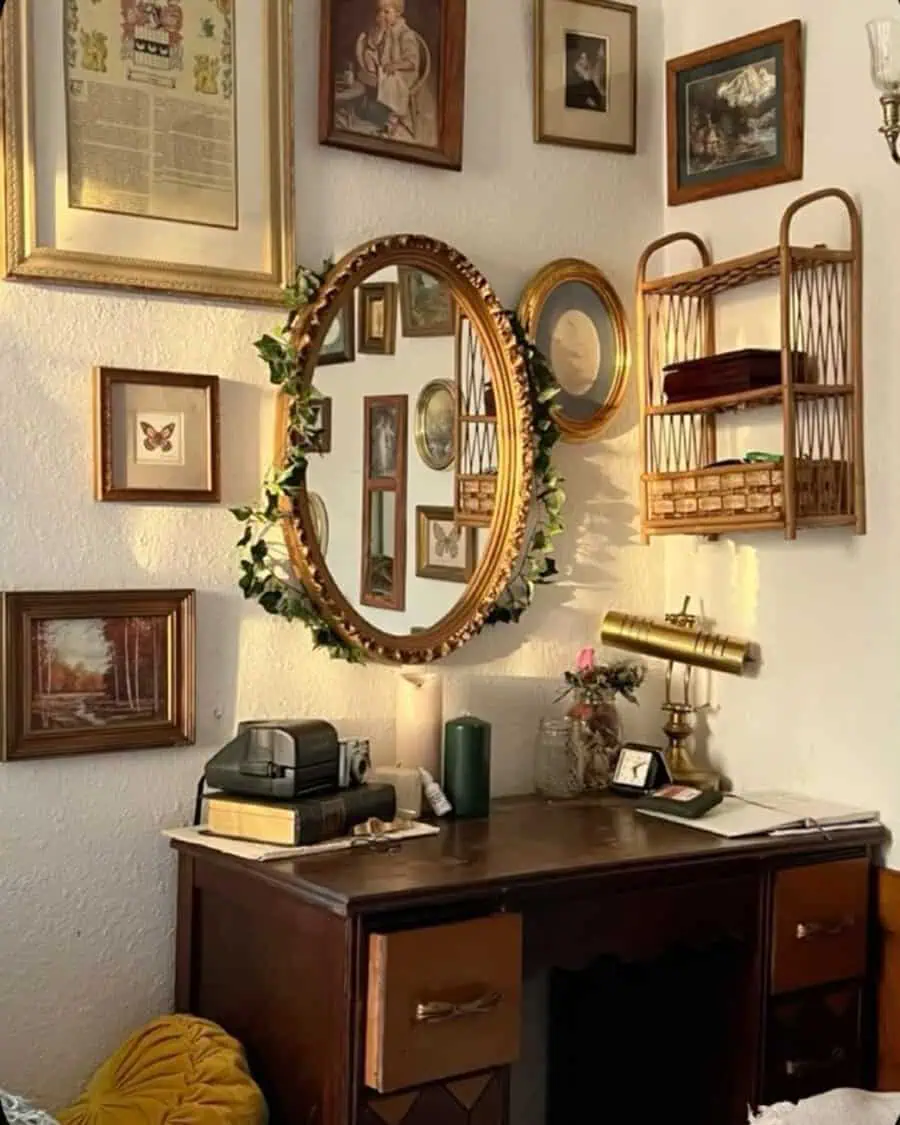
[661,3,900,830]
[0,0,664,1109]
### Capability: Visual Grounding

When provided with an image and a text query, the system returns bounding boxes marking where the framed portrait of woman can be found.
[319,0,467,170]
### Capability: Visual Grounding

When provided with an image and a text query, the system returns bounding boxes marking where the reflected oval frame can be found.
[274,234,535,665]
[518,257,630,444]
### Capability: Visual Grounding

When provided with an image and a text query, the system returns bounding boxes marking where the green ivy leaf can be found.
[250,539,269,564]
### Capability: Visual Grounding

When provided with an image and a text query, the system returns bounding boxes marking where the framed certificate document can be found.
[1,0,295,304]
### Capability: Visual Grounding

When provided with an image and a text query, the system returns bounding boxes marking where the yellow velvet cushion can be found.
[58,1015,266,1125]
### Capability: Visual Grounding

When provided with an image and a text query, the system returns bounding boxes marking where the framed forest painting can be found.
[2,590,196,760]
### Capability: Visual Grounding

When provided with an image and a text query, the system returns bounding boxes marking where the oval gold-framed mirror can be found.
[275,235,535,664]
[518,258,630,443]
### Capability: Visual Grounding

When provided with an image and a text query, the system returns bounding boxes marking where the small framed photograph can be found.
[365,395,407,483]
[2,589,196,761]
[319,0,468,171]
[415,379,456,471]
[416,506,476,583]
[94,368,220,503]
[666,21,803,206]
[534,0,637,154]
[318,300,356,366]
[308,397,333,454]
[359,282,398,355]
[399,267,456,337]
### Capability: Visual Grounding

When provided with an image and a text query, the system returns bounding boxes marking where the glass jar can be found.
[534,717,586,800]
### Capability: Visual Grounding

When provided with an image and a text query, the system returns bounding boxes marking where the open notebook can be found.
[637,789,880,839]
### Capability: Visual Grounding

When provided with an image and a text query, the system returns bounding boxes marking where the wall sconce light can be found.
[600,599,758,792]
[868,16,900,162]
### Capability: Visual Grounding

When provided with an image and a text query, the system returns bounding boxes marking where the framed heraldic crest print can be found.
[93,368,220,503]
[319,0,467,170]
[534,0,637,153]
[0,0,295,303]
[2,589,196,761]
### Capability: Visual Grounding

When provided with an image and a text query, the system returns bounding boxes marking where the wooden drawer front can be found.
[764,985,862,1105]
[771,858,869,994]
[365,914,522,1094]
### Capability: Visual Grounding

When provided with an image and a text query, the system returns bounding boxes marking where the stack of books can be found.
[203,782,397,847]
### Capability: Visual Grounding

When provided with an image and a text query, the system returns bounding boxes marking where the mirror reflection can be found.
[304,264,495,637]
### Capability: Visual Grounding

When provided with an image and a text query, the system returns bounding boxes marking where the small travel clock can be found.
[611,742,671,796]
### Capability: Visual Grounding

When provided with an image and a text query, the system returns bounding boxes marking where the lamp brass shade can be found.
[601,610,753,677]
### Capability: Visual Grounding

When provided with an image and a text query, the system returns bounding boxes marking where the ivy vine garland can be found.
[231,265,565,663]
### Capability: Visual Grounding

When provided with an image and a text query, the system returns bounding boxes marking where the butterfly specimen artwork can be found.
[94,368,220,503]
[416,506,477,584]
[432,523,461,561]
[139,418,178,456]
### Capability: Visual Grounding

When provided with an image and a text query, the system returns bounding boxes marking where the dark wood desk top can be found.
[173,796,885,916]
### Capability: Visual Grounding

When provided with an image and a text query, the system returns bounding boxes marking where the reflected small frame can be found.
[416,506,476,583]
[518,258,630,443]
[2,589,196,761]
[93,367,221,502]
[400,267,456,337]
[359,282,398,355]
[318,301,356,366]
[415,379,456,471]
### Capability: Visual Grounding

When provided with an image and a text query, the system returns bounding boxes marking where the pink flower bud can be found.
[576,646,595,672]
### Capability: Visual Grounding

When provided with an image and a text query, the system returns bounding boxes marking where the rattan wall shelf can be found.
[636,187,865,541]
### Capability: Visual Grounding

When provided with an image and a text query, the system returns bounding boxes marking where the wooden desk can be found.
[172,797,885,1125]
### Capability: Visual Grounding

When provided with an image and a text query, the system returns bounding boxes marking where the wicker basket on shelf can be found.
[646,460,848,524]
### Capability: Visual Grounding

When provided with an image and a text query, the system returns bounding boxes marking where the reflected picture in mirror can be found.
[400,267,455,337]
[359,282,398,354]
[318,299,356,366]
[415,379,455,471]
[363,490,405,610]
[416,506,476,583]
[366,395,406,481]
[307,396,332,454]
[309,492,330,556]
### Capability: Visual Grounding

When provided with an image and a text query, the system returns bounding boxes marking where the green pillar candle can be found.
[443,715,491,819]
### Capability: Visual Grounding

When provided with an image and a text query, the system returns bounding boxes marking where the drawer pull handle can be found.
[785,1047,847,1078]
[795,916,855,941]
[415,991,503,1025]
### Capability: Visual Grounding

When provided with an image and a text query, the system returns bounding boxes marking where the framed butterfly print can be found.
[93,368,221,503]
[415,506,477,583]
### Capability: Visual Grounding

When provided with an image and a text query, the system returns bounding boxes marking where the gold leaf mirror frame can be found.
[275,235,535,664]
[518,258,630,443]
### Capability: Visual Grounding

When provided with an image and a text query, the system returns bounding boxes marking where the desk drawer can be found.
[764,985,862,1104]
[771,858,868,994]
[365,914,522,1094]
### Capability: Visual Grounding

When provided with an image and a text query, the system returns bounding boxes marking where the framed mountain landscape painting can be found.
[666,21,803,205]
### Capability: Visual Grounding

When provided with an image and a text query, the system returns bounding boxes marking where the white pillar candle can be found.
[394,672,443,779]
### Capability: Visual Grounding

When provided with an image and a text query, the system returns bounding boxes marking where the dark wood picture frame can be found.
[415,506,476,583]
[2,589,196,761]
[666,20,804,207]
[319,0,467,171]
[359,282,398,355]
[309,396,333,454]
[93,367,221,503]
[317,300,356,367]
[361,395,408,611]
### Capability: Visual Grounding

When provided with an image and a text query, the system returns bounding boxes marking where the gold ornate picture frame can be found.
[0,0,295,304]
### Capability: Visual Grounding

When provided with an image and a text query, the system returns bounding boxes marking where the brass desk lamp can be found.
[600,599,757,791]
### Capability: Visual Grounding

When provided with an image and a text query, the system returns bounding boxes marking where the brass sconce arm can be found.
[879,94,900,162]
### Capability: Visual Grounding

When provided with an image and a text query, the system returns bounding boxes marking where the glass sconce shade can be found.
[867,19,900,93]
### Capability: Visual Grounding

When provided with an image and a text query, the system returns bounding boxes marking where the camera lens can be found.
[352,753,370,785]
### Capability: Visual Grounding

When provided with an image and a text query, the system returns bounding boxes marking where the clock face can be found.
[616,747,652,788]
